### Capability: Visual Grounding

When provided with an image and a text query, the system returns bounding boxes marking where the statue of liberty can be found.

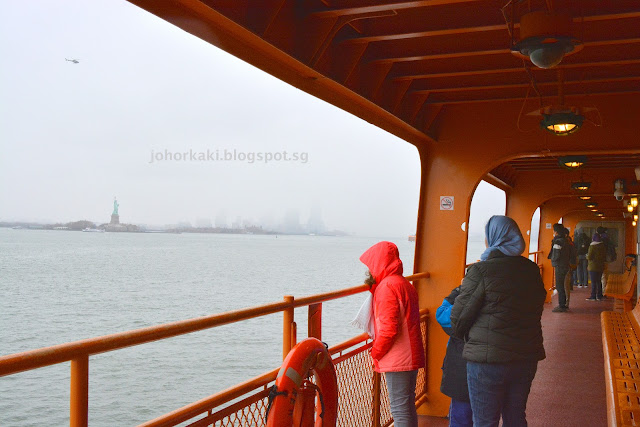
[111,197,120,225]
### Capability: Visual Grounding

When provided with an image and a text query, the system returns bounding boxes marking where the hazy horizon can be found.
[0,0,505,239]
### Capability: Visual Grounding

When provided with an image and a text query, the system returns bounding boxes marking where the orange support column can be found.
[413,144,483,417]
[308,303,322,341]
[70,356,89,427]
[283,296,294,360]
[372,372,382,427]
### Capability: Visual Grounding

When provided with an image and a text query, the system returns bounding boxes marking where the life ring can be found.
[266,338,338,427]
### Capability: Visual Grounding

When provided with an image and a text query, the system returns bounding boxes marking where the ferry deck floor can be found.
[418,285,610,427]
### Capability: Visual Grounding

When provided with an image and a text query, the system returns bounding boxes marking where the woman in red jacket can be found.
[360,241,425,427]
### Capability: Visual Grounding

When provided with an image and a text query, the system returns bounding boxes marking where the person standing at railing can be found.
[548,223,572,312]
[360,241,425,427]
[436,286,473,427]
[450,215,546,427]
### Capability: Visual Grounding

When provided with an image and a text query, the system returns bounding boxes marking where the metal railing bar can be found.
[332,342,373,365]
[293,272,429,307]
[328,332,370,355]
[139,368,279,427]
[0,300,291,377]
[1,273,429,377]
[194,388,271,426]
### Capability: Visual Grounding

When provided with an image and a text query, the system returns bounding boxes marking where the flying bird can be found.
[65,58,79,64]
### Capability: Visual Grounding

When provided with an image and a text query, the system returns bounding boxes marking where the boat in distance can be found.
[81,228,105,233]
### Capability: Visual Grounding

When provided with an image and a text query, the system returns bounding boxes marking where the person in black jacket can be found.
[547,223,571,312]
[451,215,546,427]
[574,228,590,288]
[436,286,472,427]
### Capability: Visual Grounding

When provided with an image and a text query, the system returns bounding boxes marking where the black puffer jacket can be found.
[548,235,571,268]
[450,250,546,363]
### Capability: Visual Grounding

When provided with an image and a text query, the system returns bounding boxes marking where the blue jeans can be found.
[385,370,418,427]
[467,360,538,427]
[589,270,603,299]
[449,399,473,427]
[577,256,588,285]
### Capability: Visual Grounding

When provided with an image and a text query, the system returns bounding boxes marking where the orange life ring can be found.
[266,338,338,427]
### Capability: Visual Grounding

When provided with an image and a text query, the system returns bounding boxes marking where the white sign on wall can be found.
[440,196,454,210]
[546,223,552,229]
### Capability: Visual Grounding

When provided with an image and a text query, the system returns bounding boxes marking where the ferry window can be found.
[1,2,423,425]
[466,181,507,264]
[529,207,541,261]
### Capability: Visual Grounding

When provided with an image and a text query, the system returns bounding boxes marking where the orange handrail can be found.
[0,272,430,427]
[0,272,428,377]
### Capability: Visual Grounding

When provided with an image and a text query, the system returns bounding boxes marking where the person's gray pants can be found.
[385,370,419,427]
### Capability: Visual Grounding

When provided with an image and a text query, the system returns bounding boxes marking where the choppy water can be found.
[0,229,421,426]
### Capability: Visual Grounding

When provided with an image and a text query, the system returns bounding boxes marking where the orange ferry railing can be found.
[0,272,429,427]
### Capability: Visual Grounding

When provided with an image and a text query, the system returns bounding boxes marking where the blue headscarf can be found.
[480,215,526,261]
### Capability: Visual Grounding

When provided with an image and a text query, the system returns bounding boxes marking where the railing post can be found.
[283,295,295,360]
[372,371,381,427]
[308,303,322,340]
[70,355,89,427]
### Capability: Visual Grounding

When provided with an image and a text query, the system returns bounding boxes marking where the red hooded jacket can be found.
[360,242,425,373]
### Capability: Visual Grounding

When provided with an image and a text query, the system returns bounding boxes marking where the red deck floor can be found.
[418,286,611,427]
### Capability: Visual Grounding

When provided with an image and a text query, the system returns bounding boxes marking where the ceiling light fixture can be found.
[571,182,591,191]
[541,111,584,135]
[585,202,598,208]
[631,197,639,208]
[511,11,583,69]
[579,196,592,200]
[558,155,587,169]
[629,204,635,213]
[596,212,604,217]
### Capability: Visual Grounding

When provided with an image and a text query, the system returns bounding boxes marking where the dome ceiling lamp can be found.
[579,196,592,200]
[571,181,591,191]
[585,202,598,208]
[558,155,587,169]
[511,11,583,69]
[526,70,593,136]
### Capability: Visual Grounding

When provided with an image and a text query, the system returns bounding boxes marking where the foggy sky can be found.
[0,0,503,238]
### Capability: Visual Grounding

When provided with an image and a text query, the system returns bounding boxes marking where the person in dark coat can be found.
[574,228,590,288]
[450,215,546,427]
[587,233,607,301]
[547,223,571,312]
[436,286,472,427]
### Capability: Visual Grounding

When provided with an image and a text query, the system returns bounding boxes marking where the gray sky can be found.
[0,0,503,238]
